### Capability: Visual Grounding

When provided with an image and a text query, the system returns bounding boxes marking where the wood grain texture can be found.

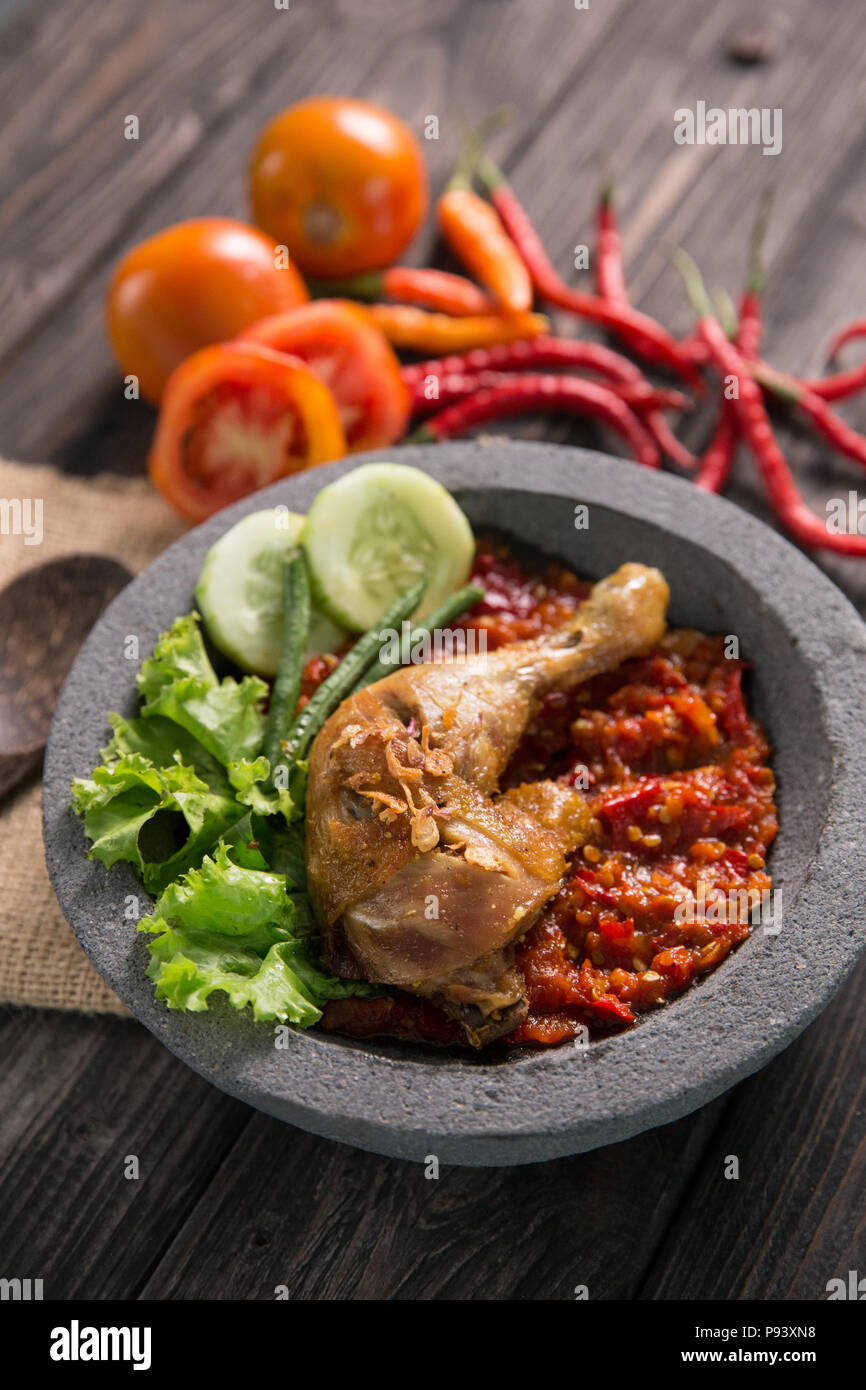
[0,1006,251,1299]
[0,0,632,463]
[639,956,866,1300]
[138,1098,728,1301]
[0,0,864,1301]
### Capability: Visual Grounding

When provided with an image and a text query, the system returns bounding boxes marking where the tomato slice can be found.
[148,343,346,522]
[239,300,410,451]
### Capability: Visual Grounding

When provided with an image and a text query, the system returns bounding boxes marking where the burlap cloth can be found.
[0,458,187,1015]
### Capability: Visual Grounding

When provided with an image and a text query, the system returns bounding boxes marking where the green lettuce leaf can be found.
[266,817,307,888]
[139,844,364,1024]
[139,842,305,941]
[144,934,325,1025]
[137,614,267,766]
[72,612,368,1029]
[102,711,228,787]
[218,811,306,884]
[227,754,308,825]
[72,754,244,894]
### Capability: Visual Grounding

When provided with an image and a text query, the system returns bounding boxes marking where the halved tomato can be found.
[239,300,410,451]
[148,342,346,522]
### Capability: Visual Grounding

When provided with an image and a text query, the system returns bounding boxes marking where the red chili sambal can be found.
[319,537,777,1049]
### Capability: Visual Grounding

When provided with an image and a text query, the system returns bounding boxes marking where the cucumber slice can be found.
[300,462,474,631]
[195,508,346,676]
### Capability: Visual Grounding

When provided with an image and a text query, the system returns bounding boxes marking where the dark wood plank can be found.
[480,0,866,613]
[1,0,864,1303]
[0,0,334,361]
[639,954,866,1300]
[0,1006,252,1298]
[0,0,636,463]
[138,1098,727,1301]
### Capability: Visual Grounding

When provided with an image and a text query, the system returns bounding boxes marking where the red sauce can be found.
[297,652,339,710]
[457,535,590,646]
[317,539,778,1048]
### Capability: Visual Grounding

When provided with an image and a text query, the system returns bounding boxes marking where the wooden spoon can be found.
[0,554,133,800]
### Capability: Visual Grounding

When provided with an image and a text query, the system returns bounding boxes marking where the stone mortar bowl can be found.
[43,442,866,1166]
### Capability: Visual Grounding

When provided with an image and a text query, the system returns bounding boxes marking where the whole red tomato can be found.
[106,218,309,403]
[249,97,428,278]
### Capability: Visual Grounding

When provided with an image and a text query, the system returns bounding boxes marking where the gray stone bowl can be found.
[43,442,866,1166]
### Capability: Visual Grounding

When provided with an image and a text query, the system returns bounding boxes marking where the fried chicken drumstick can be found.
[305,563,669,1045]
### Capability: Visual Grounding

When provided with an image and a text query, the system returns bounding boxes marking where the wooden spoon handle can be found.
[0,749,42,804]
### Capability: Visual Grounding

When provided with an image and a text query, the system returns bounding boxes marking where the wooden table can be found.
[1,0,864,1300]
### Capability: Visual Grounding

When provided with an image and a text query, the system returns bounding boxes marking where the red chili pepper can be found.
[680,335,712,366]
[406,368,687,416]
[696,408,737,493]
[643,403,698,470]
[412,373,661,469]
[695,299,743,495]
[478,157,704,389]
[401,336,694,464]
[799,362,866,403]
[800,395,866,468]
[308,266,495,317]
[400,335,646,387]
[591,179,698,470]
[825,319,866,363]
[757,364,866,472]
[595,183,629,306]
[736,288,763,362]
[697,210,771,496]
[676,251,866,556]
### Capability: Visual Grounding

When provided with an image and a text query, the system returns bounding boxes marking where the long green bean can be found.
[281,575,427,761]
[263,547,310,776]
[353,583,485,690]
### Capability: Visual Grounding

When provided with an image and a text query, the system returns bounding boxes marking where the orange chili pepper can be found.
[307,266,495,316]
[436,132,532,313]
[438,190,532,313]
[366,304,548,353]
[381,265,494,316]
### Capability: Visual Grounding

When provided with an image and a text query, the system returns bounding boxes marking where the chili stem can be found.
[746,187,774,296]
[446,106,514,191]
